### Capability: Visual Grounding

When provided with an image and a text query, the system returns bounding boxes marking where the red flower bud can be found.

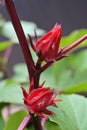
[22,82,60,118]
[32,24,62,62]
[30,23,87,64]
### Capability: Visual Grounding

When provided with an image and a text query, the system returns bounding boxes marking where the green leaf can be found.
[40,50,87,93]
[12,63,28,82]
[0,79,23,104]
[52,50,87,93]
[0,41,13,51]
[48,94,87,130]
[61,29,87,50]
[0,103,6,110]
[25,123,34,130]
[40,66,57,88]
[4,110,28,130]
[0,112,4,130]
[1,21,45,43]
[46,121,60,130]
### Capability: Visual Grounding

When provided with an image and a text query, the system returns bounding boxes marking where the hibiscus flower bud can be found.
[22,82,60,118]
[32,24,62,62]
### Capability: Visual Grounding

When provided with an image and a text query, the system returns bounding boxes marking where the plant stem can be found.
[4,0,35,79]
[33,116,44,130]
[62,34,87,54]
[39,62,53,73]
[4,1,45,129]
[33,60,41,89]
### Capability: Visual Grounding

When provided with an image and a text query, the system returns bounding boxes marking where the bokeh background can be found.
[0,0,87,34]
[0,0,87,76]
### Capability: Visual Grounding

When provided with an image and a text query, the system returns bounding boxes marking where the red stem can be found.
[4,0,35,79]
[33,116,45,130]
[62,34,87,54]
[39,62,53,73]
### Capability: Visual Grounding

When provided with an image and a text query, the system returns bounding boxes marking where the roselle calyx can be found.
[22,80,60,119]
[30,24,63,62]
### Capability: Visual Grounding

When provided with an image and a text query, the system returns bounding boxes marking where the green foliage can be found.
[53,50,87,93]
[0,29,86,105]
[0,80,23,104]
[4,110,28,130]
[12,63,28,83]
[40,50,87,93]
[2,49,86,104]
[48,94,87,130]
[46,121,60,130]
[61,29,87,49]
[0,112,4,130]
[4,94,87,130]
[0,41,13,51]
[40,29,87,93]
[0,19,87,130]
[1,21,45,43]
